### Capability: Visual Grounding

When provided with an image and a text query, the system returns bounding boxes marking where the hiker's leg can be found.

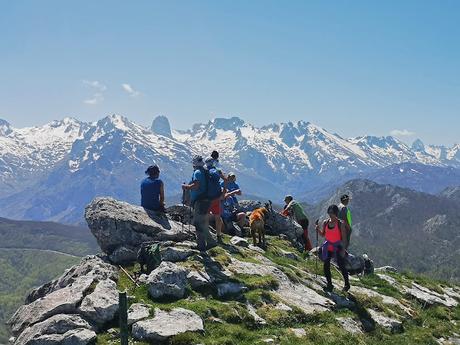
[300,219,312,251]
[324,257,333,289]
[337,252,350,289]
[251,225,257,245]
[215,216,223,238]
[193,202,208,251]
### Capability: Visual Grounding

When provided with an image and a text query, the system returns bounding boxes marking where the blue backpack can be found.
[205,167,222,200]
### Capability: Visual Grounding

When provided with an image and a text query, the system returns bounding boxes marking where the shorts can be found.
[209,199,222,215]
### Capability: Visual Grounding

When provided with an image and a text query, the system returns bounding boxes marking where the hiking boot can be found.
[342,284,351,292]
[324,284,334,293]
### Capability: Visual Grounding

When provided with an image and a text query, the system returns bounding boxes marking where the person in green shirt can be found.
[281,195,312,251]
[338,194,352,248]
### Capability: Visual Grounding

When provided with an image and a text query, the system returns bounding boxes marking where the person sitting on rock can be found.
[182,155,216,252]
[222,172,242,206]
[221,193,247,233]
[315,205,350,292]
[281,195,312,251]
[141,165,165,212]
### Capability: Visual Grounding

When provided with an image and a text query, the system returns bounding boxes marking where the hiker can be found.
[338,194,352,247]
[281,195,312,251]
[205,157,225,243]
[222,193,246,229]
[223,172,242,206]
[182,155,215,252]
[140,165,165,212]
[315,205,350,292]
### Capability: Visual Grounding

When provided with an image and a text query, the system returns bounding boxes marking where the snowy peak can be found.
[151,115,172,138]
[0,119,12,136]
[412,139,425,152]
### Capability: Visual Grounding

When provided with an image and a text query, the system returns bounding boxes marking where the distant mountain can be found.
[306,179,460,282]
[439,186,460,205]
[0,114,459,223]
[0,218,98,343]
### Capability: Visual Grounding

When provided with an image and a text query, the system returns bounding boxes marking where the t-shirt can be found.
[338,203,352,228]
[286,200,308,222]
[222,197,237,220]
[190,168,207,203]
[222,181,240,203]
[140,177,163,211]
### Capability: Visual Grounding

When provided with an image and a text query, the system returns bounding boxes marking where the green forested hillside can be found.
[0,218,99,343]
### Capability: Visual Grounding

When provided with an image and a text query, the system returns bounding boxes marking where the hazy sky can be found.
[0,1,459,145]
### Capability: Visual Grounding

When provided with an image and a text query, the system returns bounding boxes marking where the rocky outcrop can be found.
[128,303,151,326]
[78,279,119,328]
[367,309,403,333]
[403,282,458,308]
[132,308,204,342]
[85,197,195,258]
[13,314,96,345]
[26,255,117,303]
[146,261,188,300]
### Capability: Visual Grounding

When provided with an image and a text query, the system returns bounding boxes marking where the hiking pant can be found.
[193,199,214,251]
[324,252,350,288]
[299,218,313,251]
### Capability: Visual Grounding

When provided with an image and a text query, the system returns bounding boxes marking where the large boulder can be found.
[78,279,119,328]
[132,308,204,342]
[128,303,151,326]
[8,277,95,336]
[85,197,195,256]
[26,255,118,303]
[146,261,188,300]
[13,314,96,345]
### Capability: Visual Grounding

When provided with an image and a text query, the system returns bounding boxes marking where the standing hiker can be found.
[281,195,312,251]
[140,165,165,212]
[316,205,350,292]
[338,194,352,248]
[205,157,225,243]
[182,155,216,252]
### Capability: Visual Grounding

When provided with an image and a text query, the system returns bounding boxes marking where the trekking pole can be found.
[119,265,140,288]
[119,291,129,345]
[181,183,186,232]
[315,219,319,279]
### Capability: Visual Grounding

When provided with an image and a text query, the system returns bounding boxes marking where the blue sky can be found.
[0,1,459,145]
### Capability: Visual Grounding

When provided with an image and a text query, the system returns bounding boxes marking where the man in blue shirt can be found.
[141,165,165,212]
[222,172,242,205]
[182,155,215,252]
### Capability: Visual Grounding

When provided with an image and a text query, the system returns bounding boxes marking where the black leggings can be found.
[324,252,349,287]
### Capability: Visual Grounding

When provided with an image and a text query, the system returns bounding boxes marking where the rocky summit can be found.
[6,198,460,345]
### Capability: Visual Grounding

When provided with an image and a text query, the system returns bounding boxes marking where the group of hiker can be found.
[140,155,354,293]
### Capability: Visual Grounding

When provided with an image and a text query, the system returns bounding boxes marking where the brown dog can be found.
[249,207,268,247]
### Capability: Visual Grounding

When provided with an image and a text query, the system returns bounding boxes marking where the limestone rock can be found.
[161,246,198,262]
[132,308,204,342]
[78,279,119,328]
[230,236,249,247]
[108,246,137,264]
[404,282,458,308]
[289,328,307,337]
[246,302,266,325]
[367,309,403,333]
[85,197,194,256]
[26,255,117,303]
[375,266,398,273]
[279,249,299,261]
[146,261,188,299]
[187,270,212,290]
[336,317,363,334]
[128,303,151,326]
[13,314,95,345]
[8,277,94,336]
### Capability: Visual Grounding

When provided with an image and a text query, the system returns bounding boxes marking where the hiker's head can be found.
[211,150,219,160]
[340,194,350,205]
[205,157,215,168]
[284,195,293,204]
[228,172,236,182]
[327,205,339,220]
[192,155,204,169]
[145,165,160,178]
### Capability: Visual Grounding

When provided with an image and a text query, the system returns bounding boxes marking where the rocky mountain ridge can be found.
[5,197,460,345]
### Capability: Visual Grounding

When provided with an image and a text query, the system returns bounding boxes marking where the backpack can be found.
[201,167,222,200]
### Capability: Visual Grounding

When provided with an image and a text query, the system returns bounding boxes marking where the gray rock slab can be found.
[128,303,151,326]
[132,308,204,342]
[147,261,188,300]
[336,317,363,334]
[367,309,403,333]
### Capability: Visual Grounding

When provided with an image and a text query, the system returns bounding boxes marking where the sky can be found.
[0,0,459,146]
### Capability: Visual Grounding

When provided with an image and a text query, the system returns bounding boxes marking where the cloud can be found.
[390,129,415,137]
[122,83,140,97]
[82,80,107,105]
[82,80,107,92]
[83,93,104,105]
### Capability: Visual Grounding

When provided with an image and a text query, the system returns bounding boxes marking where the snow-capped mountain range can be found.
[0,114,459,223]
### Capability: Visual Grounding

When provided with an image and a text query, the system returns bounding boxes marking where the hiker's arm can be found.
[182,180,199,191]
[226,189,240,197]
[316,220,326,237]
[160,182,165,206]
